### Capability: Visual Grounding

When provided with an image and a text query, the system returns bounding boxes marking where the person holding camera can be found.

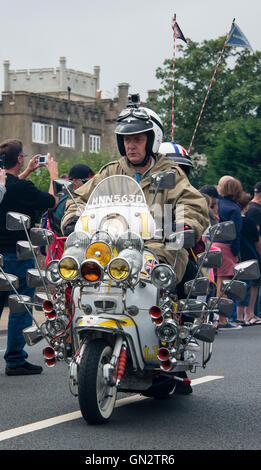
[0,139,58,376]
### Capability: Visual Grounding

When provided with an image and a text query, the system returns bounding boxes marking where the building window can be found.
[58,126,75,148]
[32,122,53,144]
[82,133,85,152]
[89,134,101,153]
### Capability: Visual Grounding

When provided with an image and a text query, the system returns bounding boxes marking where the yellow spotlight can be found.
[108,257,130,281]
[86,242,112,267]
[59,257,79,280]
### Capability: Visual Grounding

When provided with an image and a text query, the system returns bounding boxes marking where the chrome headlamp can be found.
[100,214,128,239]
[155,319,178,343]
[91,230,114,247]
[46,260,61,285]
[151,264,176,290]
[116,231,144,253]
[65,231,90,249]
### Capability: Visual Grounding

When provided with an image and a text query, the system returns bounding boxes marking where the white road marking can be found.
[192,375,224,386]
[0,375,224,442]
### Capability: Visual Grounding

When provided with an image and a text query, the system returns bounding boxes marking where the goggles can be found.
[117,107,151,122]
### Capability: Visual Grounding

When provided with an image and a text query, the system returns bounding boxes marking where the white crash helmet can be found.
[115,105,164,164]
[159,141,193,175]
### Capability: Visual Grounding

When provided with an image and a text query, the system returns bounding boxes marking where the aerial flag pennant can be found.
[172,17,187,43]
[171,14,187,141]
[227,23,253,50]
[188,18,252,154]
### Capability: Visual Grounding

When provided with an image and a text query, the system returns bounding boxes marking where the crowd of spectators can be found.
[200,176,261,330]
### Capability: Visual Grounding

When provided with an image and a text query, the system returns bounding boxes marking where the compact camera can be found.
[38,155,48,165]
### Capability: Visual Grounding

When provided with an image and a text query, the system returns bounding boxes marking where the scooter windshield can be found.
[75,175,156,240]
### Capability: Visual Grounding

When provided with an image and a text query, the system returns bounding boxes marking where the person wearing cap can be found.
[68,163,94,190]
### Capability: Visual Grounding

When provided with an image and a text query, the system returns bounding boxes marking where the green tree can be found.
[206,117,261,192]
[148,37,261,155]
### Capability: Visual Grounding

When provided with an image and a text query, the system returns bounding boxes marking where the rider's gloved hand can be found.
[63,216,79,236]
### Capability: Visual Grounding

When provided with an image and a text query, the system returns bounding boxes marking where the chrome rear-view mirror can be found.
[26,269,46,288]
[197,250,223,269]
[208,297,234,317]
[53,179,74,197]
[23,326,44,346]
[184,277,210,296]
[6,212,31,231]
[30,228,55,246]
[221,280,247,301]
[16,240,39,260]
[233,260,260,280]
[0,273,19,291]
[8,294,32,313]
[150,171,176,189]
[209,221,236,241]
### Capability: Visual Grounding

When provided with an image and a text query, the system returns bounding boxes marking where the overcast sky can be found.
[0,0,260,101]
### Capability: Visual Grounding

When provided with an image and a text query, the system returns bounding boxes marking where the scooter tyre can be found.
[78,339,117,424]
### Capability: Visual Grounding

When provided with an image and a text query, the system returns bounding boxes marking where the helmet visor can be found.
[115,118,153,135]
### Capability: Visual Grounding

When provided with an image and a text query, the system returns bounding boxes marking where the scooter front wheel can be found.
[78,339,117,424]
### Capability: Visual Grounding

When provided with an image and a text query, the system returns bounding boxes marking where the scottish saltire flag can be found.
[172,19,187,43]
[227,23,253,50]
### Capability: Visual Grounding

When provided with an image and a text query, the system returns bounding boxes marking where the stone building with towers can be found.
[0,57,130,160]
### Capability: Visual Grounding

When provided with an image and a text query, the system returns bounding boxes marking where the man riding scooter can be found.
[61,96,209,392]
